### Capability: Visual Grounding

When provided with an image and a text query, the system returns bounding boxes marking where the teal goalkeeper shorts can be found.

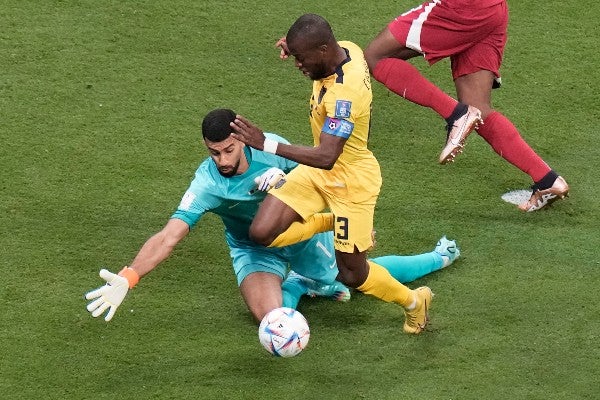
[231,232,338,286]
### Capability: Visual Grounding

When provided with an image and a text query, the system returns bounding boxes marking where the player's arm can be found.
[85,218,190,321]
[275,132,344,170]
[230,115,345,170]
[127,218,190,277]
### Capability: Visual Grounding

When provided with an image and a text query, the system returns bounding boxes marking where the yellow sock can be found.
[268,213,334,247]
[357,261,415,308]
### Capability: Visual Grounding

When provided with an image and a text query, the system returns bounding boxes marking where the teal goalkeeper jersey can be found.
[171,133,297,247]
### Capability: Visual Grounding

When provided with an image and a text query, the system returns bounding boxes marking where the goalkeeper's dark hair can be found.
[202,108,237,142]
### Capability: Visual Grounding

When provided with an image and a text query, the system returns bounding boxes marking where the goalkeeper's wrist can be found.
[118,266,140,288]
[263,137,278,154]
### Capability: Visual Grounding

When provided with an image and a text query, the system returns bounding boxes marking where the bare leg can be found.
[239,272,283,322]
[364,26,421,68]
[454,70,495,117]
[334,248,370,288]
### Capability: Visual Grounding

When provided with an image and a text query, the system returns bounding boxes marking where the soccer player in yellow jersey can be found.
[230,14,432,334]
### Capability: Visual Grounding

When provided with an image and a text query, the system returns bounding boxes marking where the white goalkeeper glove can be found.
[254,167,286,192]
[85,267,139,322]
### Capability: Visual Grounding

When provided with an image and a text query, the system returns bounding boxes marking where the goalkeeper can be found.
[85,109,459,323]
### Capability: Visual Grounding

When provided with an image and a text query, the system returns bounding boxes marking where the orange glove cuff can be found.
[118,266,140,289]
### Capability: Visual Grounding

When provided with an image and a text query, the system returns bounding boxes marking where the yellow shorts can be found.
[270,158,381,253]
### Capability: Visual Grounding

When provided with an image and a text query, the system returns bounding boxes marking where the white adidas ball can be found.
[258,307,310,357]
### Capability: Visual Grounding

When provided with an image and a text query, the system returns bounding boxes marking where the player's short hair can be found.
[286,13,335,49]
[202,108,236,142]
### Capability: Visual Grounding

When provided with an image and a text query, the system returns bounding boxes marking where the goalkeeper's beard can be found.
[218,160,241,177]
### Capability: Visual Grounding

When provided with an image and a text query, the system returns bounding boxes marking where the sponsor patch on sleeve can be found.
[179,190,196,211]
[322,117,354,139]
[335,100,352,118]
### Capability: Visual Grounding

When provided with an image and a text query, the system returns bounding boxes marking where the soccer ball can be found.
[258,307,310,357]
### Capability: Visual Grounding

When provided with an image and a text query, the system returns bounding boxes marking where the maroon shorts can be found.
[388,0,508,79]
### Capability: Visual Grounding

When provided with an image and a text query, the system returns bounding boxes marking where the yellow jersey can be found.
[309,40,374,165]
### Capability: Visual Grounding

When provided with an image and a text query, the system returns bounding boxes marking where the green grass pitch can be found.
[1,1,598,399]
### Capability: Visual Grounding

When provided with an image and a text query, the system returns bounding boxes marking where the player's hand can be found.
[230,115,266,150]
[255,167,286,192]
[275,37,290,60]
[85,269,129,322]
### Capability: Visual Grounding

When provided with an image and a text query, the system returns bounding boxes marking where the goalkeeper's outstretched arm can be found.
[128,218,190,278]
[85,218,190,321]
